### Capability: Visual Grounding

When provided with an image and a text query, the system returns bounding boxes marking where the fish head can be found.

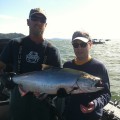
[71,71,103,94]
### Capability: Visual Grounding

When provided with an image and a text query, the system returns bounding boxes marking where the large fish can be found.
[12,67,103,95]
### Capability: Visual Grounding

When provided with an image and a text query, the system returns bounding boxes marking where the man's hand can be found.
[18,85,28,96]
[18,85,48,100]
[80,101,95,113]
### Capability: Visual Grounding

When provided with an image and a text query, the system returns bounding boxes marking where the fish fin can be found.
[18,85,28,96]
[42,64,52,70]
[70,87,84,94]
[37,93,48,100]
[71,90,84,94]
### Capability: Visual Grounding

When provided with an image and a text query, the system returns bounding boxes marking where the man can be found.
[63,31,111,120]
[0,8,62,120]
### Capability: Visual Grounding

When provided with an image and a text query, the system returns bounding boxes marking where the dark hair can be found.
[72,31,91,41]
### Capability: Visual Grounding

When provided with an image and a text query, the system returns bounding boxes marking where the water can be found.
[49,39,120,100]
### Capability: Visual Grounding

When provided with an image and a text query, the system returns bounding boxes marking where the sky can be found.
[0,0,120,39]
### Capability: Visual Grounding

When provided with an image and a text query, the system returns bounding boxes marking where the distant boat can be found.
[92,39,105,44]
[105,39,111,41]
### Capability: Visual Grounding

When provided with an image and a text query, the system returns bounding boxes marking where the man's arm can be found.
[80,64,111,113]
[81,65,111,113]
[90,66,111,111]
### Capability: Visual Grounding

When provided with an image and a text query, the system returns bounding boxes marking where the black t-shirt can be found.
[0,36,62,73]
[0,36,62,120]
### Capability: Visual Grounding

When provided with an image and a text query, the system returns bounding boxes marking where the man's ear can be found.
[27,19,30,26]
[89,41,93,49]
[45,23,47,27]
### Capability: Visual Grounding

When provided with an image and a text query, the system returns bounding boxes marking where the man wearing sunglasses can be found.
[63,31,111,120]
[0,8,62,120]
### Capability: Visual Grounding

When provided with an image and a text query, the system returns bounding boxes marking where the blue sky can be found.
[0,0,120,39]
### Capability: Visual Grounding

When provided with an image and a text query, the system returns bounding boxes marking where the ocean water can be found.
[49,39,120,100]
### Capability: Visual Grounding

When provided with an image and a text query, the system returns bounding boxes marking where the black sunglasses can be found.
[72,42,87,48]
[30,16,46,23]
[30,18,46,23]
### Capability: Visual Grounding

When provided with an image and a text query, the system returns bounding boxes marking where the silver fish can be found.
[12,67,103,95]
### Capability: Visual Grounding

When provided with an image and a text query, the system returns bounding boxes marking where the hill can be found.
[0,33,25,39]
[0,33,26,53]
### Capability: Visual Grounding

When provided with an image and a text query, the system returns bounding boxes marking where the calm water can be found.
[49,39,120,100]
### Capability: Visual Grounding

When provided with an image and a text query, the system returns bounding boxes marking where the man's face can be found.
[27,13,47,36]
[72,40,91,60]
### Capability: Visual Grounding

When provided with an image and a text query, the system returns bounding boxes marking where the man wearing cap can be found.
[0,8,62,120]
[62,31,111,120]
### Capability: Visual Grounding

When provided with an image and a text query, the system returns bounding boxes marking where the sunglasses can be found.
[72,42,88,48]
[30,16,46,23]
[30,18,46,23]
